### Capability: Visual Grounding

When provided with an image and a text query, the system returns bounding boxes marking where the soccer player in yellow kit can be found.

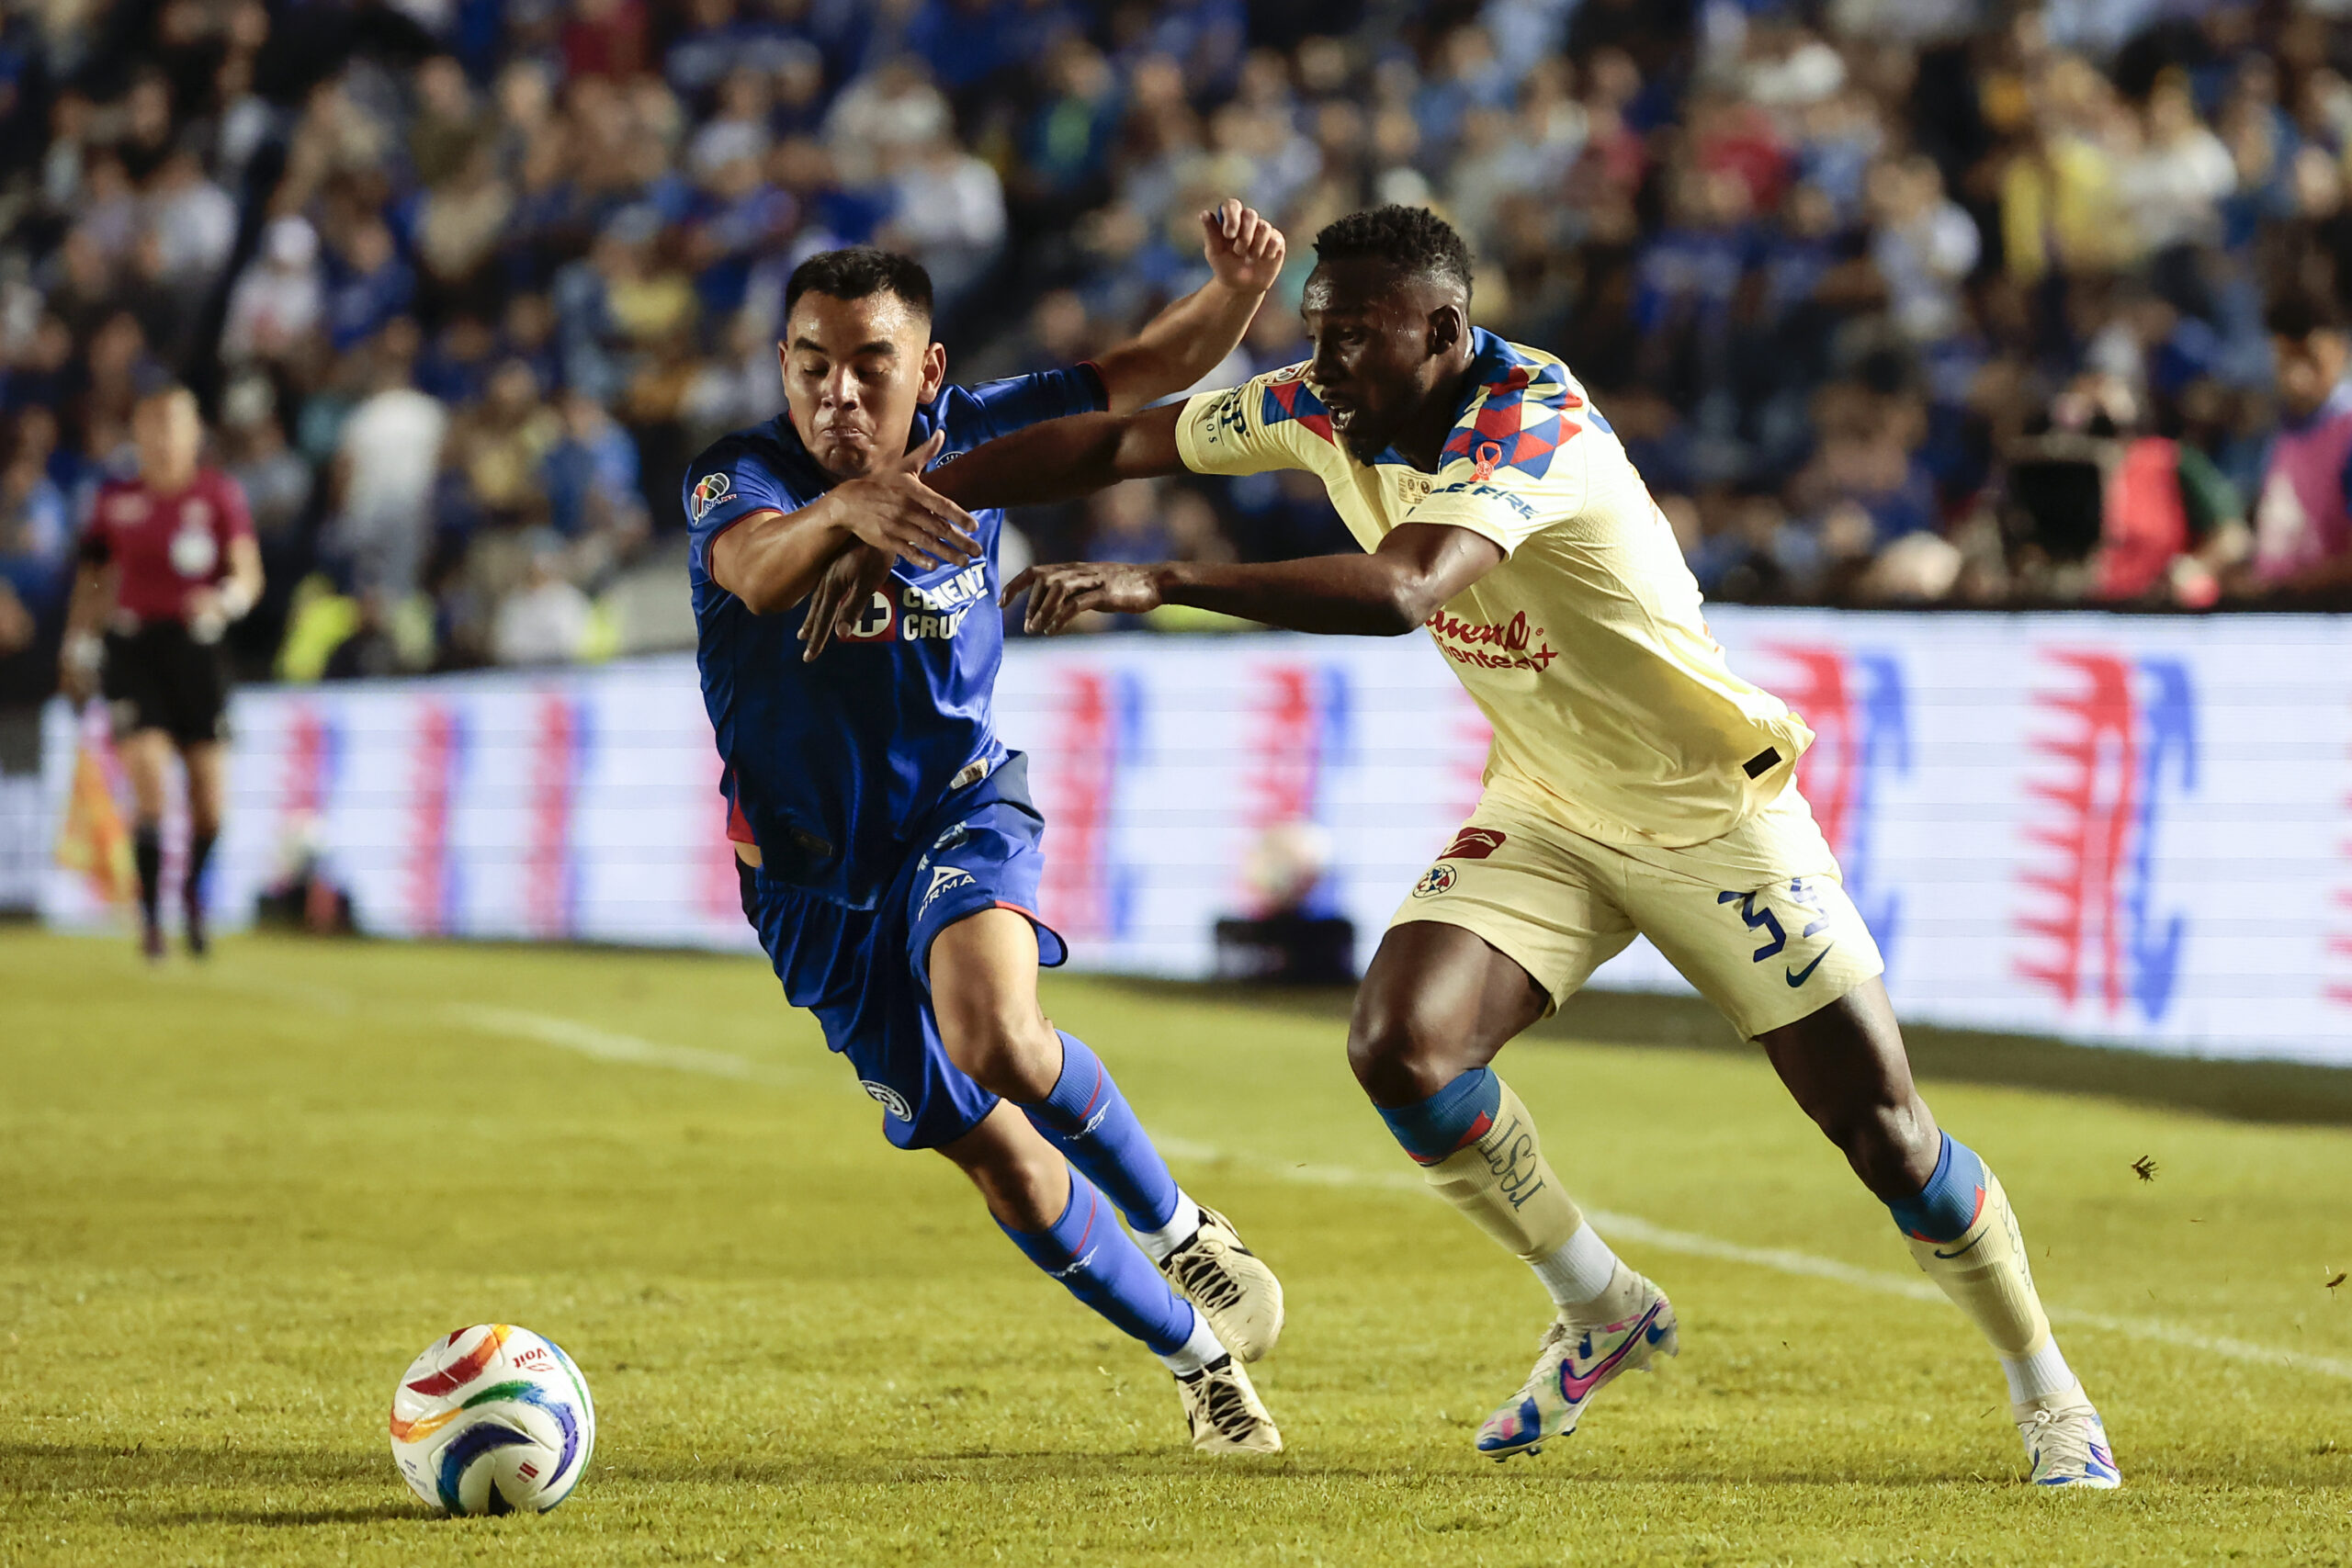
[808,207,2118,1487]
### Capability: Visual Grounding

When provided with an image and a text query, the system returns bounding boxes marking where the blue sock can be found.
[1022,1032,1182,1234]
[1886,1133,1989,1243]
[1376,1067,1502,1166]
[998,1172,1196,1356]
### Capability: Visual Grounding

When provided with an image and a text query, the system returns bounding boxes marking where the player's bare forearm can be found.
[59,562,112,700]
[716,432,978,615]
[1005,523,1505,637]
[708,501,856,615]
[1092,199,1284,415]
[1163,555,1454,635]
[1094,280,1261,415]
[62,562,110,644]
[227,536,264,604]
[933,404,1186,510]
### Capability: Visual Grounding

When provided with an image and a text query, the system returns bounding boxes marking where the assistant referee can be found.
[61,385,264,960]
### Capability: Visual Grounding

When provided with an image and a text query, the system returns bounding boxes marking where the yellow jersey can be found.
[1175,330,1812,849]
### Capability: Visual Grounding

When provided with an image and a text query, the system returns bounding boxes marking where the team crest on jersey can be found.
[690,471,732,521]
[1442,828,1508,861]
[859,1079,913,1120]
[837,589,897,642]
[1412,864,1457,897]
[169,520,218,578]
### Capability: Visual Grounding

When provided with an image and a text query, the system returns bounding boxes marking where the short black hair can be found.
[1312,205,1473,298]
[784,246,934,323]
[2266,291,2343,341]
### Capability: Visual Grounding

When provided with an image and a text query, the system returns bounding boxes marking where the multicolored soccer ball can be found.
[389,1324,595,1516]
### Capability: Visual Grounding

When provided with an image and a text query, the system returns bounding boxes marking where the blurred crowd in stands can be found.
[3,0,2352,696]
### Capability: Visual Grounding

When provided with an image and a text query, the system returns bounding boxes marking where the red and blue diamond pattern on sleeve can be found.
[1261,375,1337,445]
[1440,353,1587,481]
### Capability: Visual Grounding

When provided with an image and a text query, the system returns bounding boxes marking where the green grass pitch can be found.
[4,931,2350,1565]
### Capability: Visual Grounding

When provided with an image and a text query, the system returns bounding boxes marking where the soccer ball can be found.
[388,1324,595,1516]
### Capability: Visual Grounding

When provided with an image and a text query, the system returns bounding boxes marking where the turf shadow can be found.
[597,1450,2066,1491]
[0,1441,380,1494]
[142,1503,434,1528]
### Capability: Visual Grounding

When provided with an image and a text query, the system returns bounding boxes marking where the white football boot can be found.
[1475,1276,1678,1461]
[1157,1205,1283,1362]
[1174,1353,1283,1454]
[2019,1395,2121,1488]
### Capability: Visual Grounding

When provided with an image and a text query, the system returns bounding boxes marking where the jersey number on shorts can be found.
[1721,882,1836,987]
[1717,890,1787,961]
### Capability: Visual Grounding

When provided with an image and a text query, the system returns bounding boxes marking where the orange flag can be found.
[54,739,132,906]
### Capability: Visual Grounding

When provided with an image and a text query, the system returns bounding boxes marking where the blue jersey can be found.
[684,366,1105,908]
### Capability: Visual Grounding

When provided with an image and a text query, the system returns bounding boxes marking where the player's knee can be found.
[1820,1094,1937,1200]
[1346,997,1459,1105]
[937,1007,1059,1102]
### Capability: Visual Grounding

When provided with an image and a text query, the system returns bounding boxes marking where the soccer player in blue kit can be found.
[684,204,1290,1452]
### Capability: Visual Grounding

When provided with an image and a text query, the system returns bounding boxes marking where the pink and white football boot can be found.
[1475,1276,1679,1461]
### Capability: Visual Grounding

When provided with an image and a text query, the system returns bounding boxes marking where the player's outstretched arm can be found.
[1004,521,1503,637]
[930,402,1190,510]
[711,432,980,615]
[1090,198,1284,415]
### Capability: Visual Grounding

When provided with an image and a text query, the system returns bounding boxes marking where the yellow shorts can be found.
[1390,784,1885,1039]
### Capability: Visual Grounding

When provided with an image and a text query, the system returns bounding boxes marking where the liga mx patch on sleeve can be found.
[690,471,732,521]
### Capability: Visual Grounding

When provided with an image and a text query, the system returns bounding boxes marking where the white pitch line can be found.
[447,1004,808,1088]
[204,976,2352,1386]
[197,971,820,1089]
[1156,1138,2352,1383]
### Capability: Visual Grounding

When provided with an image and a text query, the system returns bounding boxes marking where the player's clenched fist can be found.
[1201,198,1284,298]
[1002,560,1164,635]
[831,430,979,571]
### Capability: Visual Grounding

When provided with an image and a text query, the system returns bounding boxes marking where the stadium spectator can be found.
[878,131,1007,310]
[2004,375,2250,606]
[492,530,594,666]
[221,218,325,367]
[329,323,447,597]
[2251,294,2352,595]
[2,0,2351,699]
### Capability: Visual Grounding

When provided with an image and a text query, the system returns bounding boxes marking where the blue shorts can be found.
[739,753,1069,1151]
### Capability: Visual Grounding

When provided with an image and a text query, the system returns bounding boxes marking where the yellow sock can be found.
[1416,1078,1643,1324]
[1902,1168,2084,1415]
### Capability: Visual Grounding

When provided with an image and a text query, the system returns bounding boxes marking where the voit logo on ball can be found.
[2014,650,2197,1023]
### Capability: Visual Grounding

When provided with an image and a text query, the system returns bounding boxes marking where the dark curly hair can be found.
[1311,206,1474,299]
[2266,290,2343,341]
[785,246,935,323]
